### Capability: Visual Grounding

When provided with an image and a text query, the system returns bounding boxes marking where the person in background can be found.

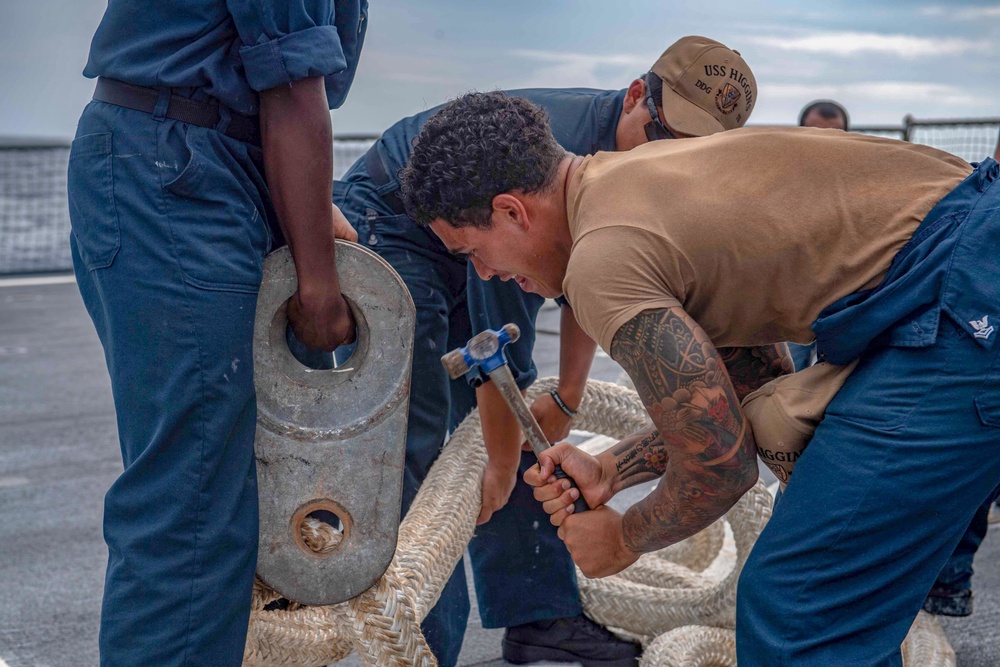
[926,486,1000,615]
[67,1,367,664]
[799,99,849,131]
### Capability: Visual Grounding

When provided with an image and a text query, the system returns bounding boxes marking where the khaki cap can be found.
[650,36,757,137]
[741,360,858,484]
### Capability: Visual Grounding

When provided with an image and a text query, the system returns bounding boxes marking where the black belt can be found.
[93,77,261,146]
[363,144,407,216]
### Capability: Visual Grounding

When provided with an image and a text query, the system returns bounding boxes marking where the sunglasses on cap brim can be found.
[643,72,676,142]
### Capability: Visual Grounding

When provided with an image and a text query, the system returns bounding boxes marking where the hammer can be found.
[441,324,589,514]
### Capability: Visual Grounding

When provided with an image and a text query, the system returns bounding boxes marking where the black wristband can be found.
[550,389,577,417]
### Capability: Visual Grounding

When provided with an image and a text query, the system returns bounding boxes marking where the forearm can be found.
[621,428,757,553]
[556,305,598,408]
[717,343,794,401]
[611,307,760,554]
[596,427,667,497]
[477,381,523,470]
[259,76,338,296]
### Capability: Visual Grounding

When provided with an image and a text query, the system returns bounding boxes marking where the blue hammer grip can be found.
[552,465,590,513]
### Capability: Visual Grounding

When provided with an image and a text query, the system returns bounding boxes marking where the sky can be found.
[0,0,998,140]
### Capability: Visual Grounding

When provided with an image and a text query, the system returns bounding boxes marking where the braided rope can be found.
[243,378,955,667]
[634,611,956,667]
[577,481,771,637]
[300,517,344,556]
[648,521,726,574]
[902,611,957,667]
[642,626,737,667]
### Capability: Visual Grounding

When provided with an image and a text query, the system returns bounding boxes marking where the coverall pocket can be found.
[974,348,1000,428]
[823,314,957,432]
[367,213,421,247]
[162,129,270,293]
[67,132,120,271]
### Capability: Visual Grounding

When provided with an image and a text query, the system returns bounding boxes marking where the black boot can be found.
[922,586,973,617]
[502,615,641,667]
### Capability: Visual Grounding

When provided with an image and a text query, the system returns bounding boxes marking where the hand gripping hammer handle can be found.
[441,324,589,514]
[484,364,590,514]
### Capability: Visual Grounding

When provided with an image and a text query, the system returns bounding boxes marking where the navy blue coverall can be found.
[334,87,624,666]
[67,2,366,664]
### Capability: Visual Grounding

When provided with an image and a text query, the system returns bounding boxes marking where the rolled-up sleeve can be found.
[229,0,366,107]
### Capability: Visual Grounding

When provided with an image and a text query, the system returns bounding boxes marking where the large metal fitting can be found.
[253,243,414,605]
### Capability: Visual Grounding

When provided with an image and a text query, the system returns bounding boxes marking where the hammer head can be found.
[441,323,521,379]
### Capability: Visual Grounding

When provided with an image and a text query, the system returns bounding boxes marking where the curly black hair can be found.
[400,91,565,228]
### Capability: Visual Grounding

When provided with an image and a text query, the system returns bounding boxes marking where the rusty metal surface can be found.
[253,242,414,605]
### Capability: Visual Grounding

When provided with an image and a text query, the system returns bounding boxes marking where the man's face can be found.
[801,109,847,131]
[429,210,565,298]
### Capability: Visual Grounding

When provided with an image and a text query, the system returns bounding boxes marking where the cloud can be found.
[506,49,651,88]
[919,4,1000,20]
[356,50,467,87]
[765,81,980,108]
[509,50,650,68]
[751,31,985,58]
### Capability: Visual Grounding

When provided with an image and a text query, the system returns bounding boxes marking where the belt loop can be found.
[152,88,171,122]
[216,106,232,136]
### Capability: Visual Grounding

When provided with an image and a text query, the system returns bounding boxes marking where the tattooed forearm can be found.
[717,344,794,401]
[610,308,759,554]
[610,427,667,483]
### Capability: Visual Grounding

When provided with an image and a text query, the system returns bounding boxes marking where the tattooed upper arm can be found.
[717,344,794,401]
[609,307,759,553]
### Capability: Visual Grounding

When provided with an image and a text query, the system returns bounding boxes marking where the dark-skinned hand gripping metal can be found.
[441,324,589,514]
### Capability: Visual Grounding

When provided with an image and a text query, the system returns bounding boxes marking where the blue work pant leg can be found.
[348,209,472,667]
[69,105,269,666]
[934,482,1000,591]
[468,450,583,628]
[736,316,1000,666]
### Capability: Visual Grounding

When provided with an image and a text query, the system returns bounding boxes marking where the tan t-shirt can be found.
[563,126,972,353]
